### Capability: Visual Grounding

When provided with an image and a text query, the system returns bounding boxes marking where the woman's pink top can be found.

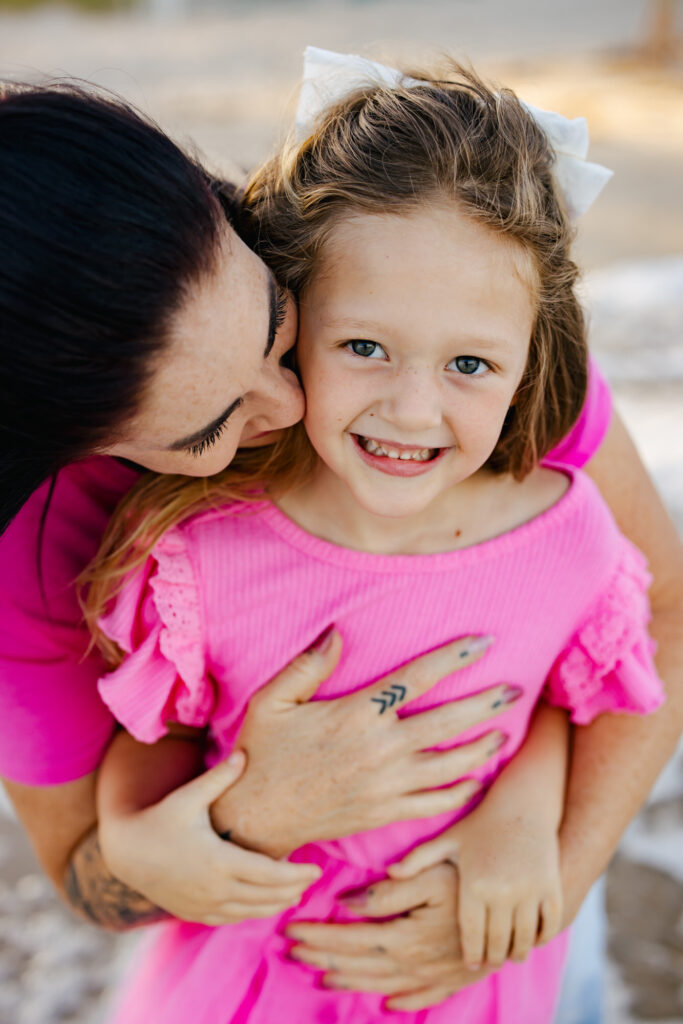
[97,465,663,1024]
[0,360,613,787]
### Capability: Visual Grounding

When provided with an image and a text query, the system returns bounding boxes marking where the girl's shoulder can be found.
[474,464,626,568]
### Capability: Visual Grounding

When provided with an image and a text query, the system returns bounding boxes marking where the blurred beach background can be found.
[0,1,681,1021]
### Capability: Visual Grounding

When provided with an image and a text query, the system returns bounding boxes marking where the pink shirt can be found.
[96,467,662,1024]
[0,360,612,786]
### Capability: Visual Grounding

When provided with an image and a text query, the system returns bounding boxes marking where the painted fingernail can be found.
[307,625,335,654]
[491,685,523,709]
[460,635,494,659]
[488,731,508,754]
[338,886,372,907]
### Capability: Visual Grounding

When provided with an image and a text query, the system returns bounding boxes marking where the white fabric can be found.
[295,46,612,221]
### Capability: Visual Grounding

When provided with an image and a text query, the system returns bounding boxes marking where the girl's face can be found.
[106,226,304,475]
[297,205,536,520]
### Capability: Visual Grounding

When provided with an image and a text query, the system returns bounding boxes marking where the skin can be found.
[284,411,683,1010]
[105,226,303,473]
[281,206,557,554]
[3,206,682,1009]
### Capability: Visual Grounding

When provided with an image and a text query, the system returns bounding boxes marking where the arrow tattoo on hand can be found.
[370,683,407,714]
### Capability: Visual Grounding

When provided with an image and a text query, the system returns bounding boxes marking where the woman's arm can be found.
[283,410,683,1001]
[6,631,511,929]
[559,409,683,921]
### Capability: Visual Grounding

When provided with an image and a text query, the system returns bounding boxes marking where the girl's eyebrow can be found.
[168,397,244,452]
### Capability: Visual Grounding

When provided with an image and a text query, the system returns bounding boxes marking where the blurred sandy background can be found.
[0,1,681,1022]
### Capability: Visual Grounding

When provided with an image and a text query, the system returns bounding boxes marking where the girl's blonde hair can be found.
[84,59,588,662]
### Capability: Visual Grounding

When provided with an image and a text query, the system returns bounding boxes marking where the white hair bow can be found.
[295,46,612,221]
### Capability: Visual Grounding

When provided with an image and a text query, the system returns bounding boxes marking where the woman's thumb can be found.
[174,750,247,809]
[263,626,342,706]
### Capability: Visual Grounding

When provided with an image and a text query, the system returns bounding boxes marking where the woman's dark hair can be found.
[0,83,236,534]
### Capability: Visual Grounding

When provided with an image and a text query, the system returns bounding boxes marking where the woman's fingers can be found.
[362,635,494,718]
[323,972,410,995]
[411,730,506,790]
[402,778,481,819]
[389,830,458,880]
[402,683,521,749]
[341,872,437,919]
[286,919,397,957]
[386,985,454,1012]
[289,946,395,978]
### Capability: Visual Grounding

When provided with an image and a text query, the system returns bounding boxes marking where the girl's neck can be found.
[275,461,546,556]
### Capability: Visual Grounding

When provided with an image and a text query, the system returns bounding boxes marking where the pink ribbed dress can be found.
[98,466,663,1024]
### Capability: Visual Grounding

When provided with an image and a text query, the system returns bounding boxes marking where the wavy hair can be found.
[84,60,588,661]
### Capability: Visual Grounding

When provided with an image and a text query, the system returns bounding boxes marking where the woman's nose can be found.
[255,360,305,432]
[379,371,443,433]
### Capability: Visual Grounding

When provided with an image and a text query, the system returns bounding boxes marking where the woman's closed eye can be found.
[447,355,490,376]
[345,339,388,360]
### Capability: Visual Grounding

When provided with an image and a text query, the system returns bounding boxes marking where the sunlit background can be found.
[1,2,681,1022]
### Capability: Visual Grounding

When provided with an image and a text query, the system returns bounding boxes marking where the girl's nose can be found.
[378,371,443,433]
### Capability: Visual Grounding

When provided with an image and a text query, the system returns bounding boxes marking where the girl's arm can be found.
[283,410,683,1005]
[96,729,321,927]
[386,705,568,970]
[288,705,568,1005]
[6,632,508,929]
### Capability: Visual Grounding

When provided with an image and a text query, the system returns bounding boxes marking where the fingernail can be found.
[338,886,372,907]
[491,685,523,709]
[460,635,494,659]
[307,625,335,655]
[467,962,481,972]
[488,731,508,754]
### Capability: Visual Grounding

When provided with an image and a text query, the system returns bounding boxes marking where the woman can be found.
[1,84,681,1009]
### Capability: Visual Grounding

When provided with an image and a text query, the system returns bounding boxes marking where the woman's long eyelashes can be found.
[185,403,242,457]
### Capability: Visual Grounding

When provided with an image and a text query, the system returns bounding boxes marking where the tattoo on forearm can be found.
[370,683,407,714]
[65,828,167,931]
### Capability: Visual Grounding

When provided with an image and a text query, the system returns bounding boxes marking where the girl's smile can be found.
[352,433,450,476]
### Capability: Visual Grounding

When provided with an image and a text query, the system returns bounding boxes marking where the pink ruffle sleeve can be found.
[545,539,664,724]
[97,528,215,743]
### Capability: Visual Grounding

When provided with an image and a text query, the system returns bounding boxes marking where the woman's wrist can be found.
[65,826,168,932]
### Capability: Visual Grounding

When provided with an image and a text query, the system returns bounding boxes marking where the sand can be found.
[0,3,681,1020]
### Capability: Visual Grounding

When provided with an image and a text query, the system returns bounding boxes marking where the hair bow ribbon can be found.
[295,46,612,221]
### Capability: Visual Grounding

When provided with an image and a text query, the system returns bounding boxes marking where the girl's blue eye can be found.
[447,355,488,375]
[346,340,387,359]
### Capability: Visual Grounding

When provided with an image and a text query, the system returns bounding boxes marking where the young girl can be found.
[86,52,664,1024]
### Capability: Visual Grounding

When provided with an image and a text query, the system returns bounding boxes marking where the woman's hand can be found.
[97,733,321,927]
[391,704,567,968]
[392,811,563,969]
[211,631,519,857]
[287,864,492,1011]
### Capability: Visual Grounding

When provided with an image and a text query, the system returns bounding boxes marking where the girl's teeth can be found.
[359,436,435,462]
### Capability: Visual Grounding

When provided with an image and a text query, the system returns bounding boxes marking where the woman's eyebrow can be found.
[168,397,244,452]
